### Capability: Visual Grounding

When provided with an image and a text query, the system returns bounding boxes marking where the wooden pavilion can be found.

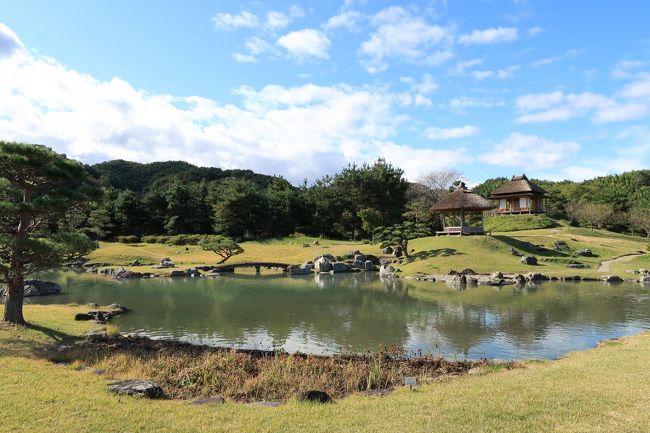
[431,182,496,236]
[490,174,546,214]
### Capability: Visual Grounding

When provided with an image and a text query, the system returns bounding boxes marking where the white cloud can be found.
[359,6,452,73]
[425,125,479,140]
[277,29,331,60]
[481,133,580,168]
[611,60,646,79]
[411,74,438,94]
[449,58,483,76]
[265,11,291,30]
[379,143,472,180]
[324,10,363,31]
[1,38,460,182]
[516,89,649,124]
[0,23,24,59]
[471,65,519,80]
[531,56,560,68]
[527,26,543,36]
[449,96,506,112]
[245,36,274,55]
[213,11,259,30]
[619,73,650,99]
[458,27,519,45]
[232,52,257,63]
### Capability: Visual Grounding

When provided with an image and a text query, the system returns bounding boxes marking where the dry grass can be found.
[55,335,483,402]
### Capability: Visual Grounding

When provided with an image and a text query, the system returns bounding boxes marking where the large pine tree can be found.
[0,142,97,324]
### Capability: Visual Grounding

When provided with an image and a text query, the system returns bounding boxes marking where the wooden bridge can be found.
[212,262,292,273]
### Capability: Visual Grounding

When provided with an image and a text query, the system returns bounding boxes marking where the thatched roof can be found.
[431,183,496,212]
[490,174,546,197]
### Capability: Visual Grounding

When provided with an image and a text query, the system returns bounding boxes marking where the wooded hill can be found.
[65,159,650,241]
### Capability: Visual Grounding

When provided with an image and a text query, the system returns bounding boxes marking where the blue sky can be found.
[1,0,649,184]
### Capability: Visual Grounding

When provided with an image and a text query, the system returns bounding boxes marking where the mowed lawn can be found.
[2,304,650,433]
[86,227,649,278]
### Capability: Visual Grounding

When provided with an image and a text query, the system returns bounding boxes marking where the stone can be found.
[331,262,349,273]
[460,268,476,275]
[450,274,467,285]
[314,256,333,273]
[514,274,526,285]
[114,269,141,279]
[566,263,587,268]
[312,240,320,245]
[353,254,367,262]
[107,380,164,399]
[520,256,538,265]
[352,260,365,269]
[382,246,393,255]
[640,275,650,284]
[510,247,522,257]
[296,390,332,404]
[108,303,128,312]
[393,246,403,258]
[191,396,225,405]
[563,275,581,281]
[467,277,479,285]
[364,260,374,271]
[379,264,396,276]
[526,272,549,281]
[287,265,312,276]
[170,270,187,277]
[187,269,201,277]
[302,243,311,248]
[490,272,503,280]
[74,313,94,321]
[159,258,175,268]
[553,240,570,251]
[0,279,62,297]
[602,275,624,283]
[575,249,593,257]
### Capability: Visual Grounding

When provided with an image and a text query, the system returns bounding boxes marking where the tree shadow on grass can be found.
[410,248,463,260]
[492,235,569,258]
[0,322,80,359]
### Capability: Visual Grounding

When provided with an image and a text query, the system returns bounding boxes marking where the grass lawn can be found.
[85,227,649,278]
[2,304,650,432]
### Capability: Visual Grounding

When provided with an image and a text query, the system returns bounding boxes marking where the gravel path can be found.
[597,253,645,272]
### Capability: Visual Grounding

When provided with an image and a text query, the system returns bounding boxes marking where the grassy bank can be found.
[3,304,650,432]
[86,227,649,278]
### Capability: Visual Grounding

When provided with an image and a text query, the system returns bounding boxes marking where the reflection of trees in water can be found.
[34,272,650,356]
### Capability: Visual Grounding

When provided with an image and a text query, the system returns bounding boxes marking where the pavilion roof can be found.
[431,183,496,212]
[490,174,546,197]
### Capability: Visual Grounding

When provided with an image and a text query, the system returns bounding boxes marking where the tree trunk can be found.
[3,275,25,324]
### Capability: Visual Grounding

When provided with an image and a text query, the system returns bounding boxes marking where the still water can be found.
[30,271,650,360]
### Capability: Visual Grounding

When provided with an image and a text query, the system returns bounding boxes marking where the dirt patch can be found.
[597,253,645,272]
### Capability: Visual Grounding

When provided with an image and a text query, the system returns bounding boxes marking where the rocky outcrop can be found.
[575,249,593,257]
[287,265,312,276]
[107,380,164,399]
[553,240,570,251]
[331,262,350,273]
[0,279,61,297]
[314,256,333,272]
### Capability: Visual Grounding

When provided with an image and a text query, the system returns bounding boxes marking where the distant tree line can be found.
[63,158,409,242]
[62,159,650,241]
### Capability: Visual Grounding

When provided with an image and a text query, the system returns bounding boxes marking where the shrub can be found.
[484,214,557,232]
[166,234,203,246]
[116,235,140,243]
[141,235,160,243]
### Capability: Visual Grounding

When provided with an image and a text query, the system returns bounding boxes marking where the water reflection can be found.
[28,270,650,360]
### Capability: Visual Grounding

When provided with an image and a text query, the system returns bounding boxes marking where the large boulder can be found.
[314,256,333,273]
[114,269,142,279]
[393,246,403,258]
[0,279,62,297]
[379,264,396,276]
[382,246,393,255]
[514,274,526,285]
[526,272,549,281]
[553,240,570,251]
[602,275,624,283]
[520,256,538,265]
[287,265,312,276]
[575,249,593,257]
[352,260,365,269]
[353,254,367,263]
[490,271,503,280]
[296,390,332,404]
[364,260,374,271]
[331,262,350,273]
[107,380,164,399]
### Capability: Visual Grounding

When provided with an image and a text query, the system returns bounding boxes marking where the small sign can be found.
[404,377,417,387]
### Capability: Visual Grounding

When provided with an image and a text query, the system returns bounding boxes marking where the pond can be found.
[28,271,650,360]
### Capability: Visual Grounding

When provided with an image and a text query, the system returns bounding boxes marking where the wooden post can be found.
[460,210,465,236]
